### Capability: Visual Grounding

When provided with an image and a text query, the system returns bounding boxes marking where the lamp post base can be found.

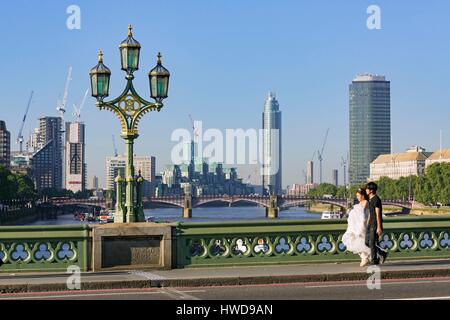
[137,208,146,222]
[126,211,137,223]
[183,208,192,219]
[114,210,126,223]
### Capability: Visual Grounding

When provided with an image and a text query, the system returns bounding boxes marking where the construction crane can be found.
[245,164,259,184]
[341,155,348,187]
[16,91,34,153]
[188,114,199,139]
[72,89,89,122]
[112,135,118,157]
[302,169,307,184]
[56,66,73,119]
[317,128,330,185]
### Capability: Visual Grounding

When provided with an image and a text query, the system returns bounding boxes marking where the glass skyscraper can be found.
[349,74,391,186]
[262,92,282,195]
[31,117,64,191]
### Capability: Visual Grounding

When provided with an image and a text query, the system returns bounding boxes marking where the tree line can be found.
[0,165,92,201]
[307,163,450,206]
[0,166,36,201]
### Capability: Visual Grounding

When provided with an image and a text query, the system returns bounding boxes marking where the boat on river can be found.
[321,211,343,220]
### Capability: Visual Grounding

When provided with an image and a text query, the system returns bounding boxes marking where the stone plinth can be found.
[92,223,173,271]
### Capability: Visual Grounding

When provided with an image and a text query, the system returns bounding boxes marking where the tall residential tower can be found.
[349,74,391,185]
[262,92,282,195]
[31,117,64,191]
[306,161,314,185]
[332,169,339,187]
[0,121,11,170]
[65,122,86,192]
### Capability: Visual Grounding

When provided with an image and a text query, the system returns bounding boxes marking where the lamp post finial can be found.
[128,24,133,37]
[157,52,162,65]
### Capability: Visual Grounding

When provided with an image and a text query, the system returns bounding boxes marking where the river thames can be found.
[27,206,322,226]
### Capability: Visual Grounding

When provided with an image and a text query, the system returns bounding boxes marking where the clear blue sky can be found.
[1,0,449,188]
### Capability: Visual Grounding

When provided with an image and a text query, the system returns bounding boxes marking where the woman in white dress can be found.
[342,188,371,267]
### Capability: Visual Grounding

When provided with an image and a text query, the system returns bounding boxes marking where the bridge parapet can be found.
[2,216,450,272]
[176,216,450,268]
[0,225,90,272]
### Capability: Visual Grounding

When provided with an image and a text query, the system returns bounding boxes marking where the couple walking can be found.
[342,182,388,267]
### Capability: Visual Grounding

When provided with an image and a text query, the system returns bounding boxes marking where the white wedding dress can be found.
[342,203,371,260]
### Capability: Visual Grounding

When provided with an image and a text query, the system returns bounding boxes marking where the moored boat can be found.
[321,211,343,220]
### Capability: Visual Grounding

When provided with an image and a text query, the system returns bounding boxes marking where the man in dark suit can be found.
[365,182,388,265]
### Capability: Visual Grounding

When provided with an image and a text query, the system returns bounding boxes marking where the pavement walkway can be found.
[1,259,450,293]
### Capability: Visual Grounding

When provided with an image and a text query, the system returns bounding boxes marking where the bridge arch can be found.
[148,199,183,208]
[50,200,108,210]
[280,199,347,210]
[194,199,232,207]
[231,199,269,207]
[194,197,271,208]
[382,201,413,210]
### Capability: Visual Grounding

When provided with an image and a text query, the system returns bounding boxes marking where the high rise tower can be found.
[65,122,86,192]
[91,176,99,190]
[332,169,339,187]
[0,120,11,170]
[306,161,314,185]
[349,74,391,185]
[262,92,282,195]
[31,117,63,191]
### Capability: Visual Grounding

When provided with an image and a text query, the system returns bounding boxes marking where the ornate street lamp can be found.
[89,25,170,223]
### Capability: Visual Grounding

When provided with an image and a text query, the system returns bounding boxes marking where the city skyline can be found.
[1,1,450,189]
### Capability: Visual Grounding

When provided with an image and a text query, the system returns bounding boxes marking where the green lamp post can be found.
[89,25,170,223]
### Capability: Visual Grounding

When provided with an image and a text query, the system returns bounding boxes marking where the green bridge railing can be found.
[0,225,91,272]
[1,217,450,272]
[175,216,450,268]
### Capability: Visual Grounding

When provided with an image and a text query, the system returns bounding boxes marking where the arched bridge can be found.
[149,195,352,209]
[148,195,412,208]
[147,195,414,219]
[48,198,112,210]
[48,196,414,219]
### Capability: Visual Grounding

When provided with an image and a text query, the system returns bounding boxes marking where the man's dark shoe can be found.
[379,250,388,264]
[369,260,380,266]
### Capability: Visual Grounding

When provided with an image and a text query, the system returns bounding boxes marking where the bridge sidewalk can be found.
[1,259,450,293]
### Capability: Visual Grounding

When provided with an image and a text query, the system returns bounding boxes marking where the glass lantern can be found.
[119,25,141,74]
[149,52,170,102]
[89,50,111,100]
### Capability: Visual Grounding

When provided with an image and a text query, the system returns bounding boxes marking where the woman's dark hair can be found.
[356,188,369,201]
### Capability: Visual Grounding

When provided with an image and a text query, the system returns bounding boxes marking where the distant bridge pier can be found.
[37,204,58,220]
[347,198,355,210]
[183,195,193,219]
[266,195,279,219]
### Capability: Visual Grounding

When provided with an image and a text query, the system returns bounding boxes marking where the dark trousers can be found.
[365,225,382,263]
